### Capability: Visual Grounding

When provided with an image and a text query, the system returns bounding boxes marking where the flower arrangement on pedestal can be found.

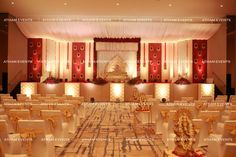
[173,109,197,157]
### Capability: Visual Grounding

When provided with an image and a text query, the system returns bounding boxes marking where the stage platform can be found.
[20,82,215,102]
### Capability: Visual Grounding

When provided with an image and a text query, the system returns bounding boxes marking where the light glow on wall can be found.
[155,84,170,101]
[110,83,124,101]
[199,84,214,99]
[21,82,37,98]
[65,83,80,97]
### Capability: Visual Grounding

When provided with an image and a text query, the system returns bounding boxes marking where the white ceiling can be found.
[0,0,233,41]
[0,0,235,18]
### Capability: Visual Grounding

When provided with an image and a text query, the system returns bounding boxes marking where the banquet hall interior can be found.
[0,0,236,157]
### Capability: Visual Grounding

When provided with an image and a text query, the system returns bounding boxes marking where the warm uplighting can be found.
[201,84,214,96]
[47,83,56,89]
[199,84,214,99]
[65,83,80,97]
[21,82,37,98]
[155,84,170,101]
[110,83,124,101]
[114,84,122,97]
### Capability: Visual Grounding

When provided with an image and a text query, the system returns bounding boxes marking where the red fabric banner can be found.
[27,38,42,82]
[148,43,162,82]
[72,42,86,82]
[192,40,207,83]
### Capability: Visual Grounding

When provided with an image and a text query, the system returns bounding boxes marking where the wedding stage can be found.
[20,82,215,102]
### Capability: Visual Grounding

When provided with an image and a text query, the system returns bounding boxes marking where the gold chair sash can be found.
[20,129,43,155]
[225,125,236,136]
[160,110,169,122]
[63,110,73,121]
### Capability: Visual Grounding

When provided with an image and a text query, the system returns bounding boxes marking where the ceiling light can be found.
[11,1,14,5]
[116,2,120,6]
[168,3,172,7]
[64,2,68,6]
[220,4,223,7]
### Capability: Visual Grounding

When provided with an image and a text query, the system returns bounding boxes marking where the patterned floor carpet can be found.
[56,103,166,157]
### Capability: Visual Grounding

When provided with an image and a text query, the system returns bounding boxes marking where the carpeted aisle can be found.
[56,103,165,157]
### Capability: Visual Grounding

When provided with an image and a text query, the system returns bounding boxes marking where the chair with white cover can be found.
[166,110,177,149]
[215,95,228,101]
[200,96,213,102]
[155,104,173,135]
[207,103,225,112]
[229,95,236,102]
[16,94,29,102]
[199,111,221,134]
[4,154,28,157]
[207,120,236,157]
[221,143,236,157]
[8,109,31,132]
[54,104,77,133]
[17,120,54,157]
[192,119,208,147]
[181,97,194,102]
[45,94,56,98]
[3,104,24,114]
[0,120,23,154]
[194,100,207,114]
[40,110,69,147]
[221,111,236,122]
[30,94,41,100]
[0,107,5,115]
[30,104,50,119]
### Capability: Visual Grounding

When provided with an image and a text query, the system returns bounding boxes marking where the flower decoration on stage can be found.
[43,73,61,84]
[175,74,191,84]
[127,77,142,85]
[172,109,197,157]
[92,77,108,85]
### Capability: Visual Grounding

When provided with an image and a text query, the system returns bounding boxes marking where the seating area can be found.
[1,0,236,156]
[0,93,236,157]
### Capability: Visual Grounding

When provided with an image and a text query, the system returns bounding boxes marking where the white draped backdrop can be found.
[41,39,193,82]
[96,42,138,78]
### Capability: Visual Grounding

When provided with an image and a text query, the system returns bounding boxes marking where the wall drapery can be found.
[72,42,86,82]
[93,38,141,79]
[148,43,162,82]
[28,38,42,82]
[27,38,207,83]
[192,40,207,83]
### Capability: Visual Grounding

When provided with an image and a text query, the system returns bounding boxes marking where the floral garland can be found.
[173,109,196,156]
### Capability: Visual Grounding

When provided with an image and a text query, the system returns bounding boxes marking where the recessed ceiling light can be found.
[168,3,172,7]
[116,2,120,6]
[11,1,14,5]
[64,2,68,6]
[220,4,223,7]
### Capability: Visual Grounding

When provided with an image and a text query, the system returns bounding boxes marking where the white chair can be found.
[199,111,221,134]
[0,120,22,154]
[221,143,236,157]
[30,104,50,119]
[3,104,24,114]
[181,97,194,102]
[208,120,236,157]
[54,104,77,133]
[8,109,31,132]
[215,95,228,102]
[229,95,236,102]
[200,96,213,102]
[17,120,54,157]
[40,110,69,147]
[30,94,41,100]
[192,119,208,147]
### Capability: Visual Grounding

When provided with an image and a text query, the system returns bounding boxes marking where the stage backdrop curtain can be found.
[42,39,72,81]
[17,22,221,42]
[161,40,193,82]
[96,42,138,78]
